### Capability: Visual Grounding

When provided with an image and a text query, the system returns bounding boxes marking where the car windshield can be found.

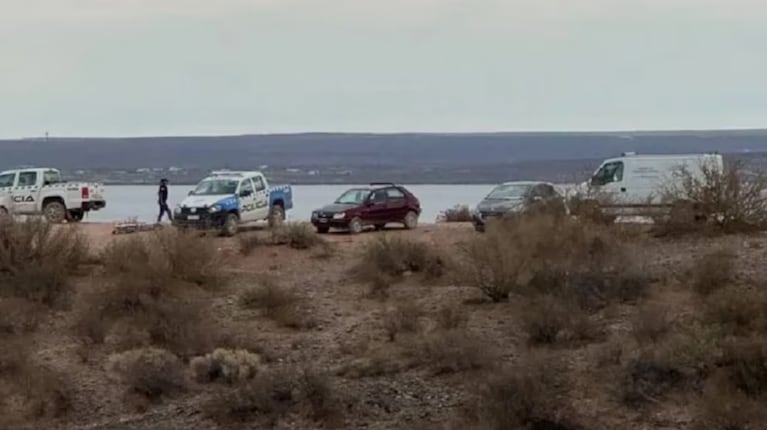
[192,179,238,195]
[335,189,370,205]
[486,184,532,200]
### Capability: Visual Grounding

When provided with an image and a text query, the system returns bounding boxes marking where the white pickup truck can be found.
[0,168,106,223]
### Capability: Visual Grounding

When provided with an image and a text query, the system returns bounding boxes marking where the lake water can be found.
[83,184,497,223]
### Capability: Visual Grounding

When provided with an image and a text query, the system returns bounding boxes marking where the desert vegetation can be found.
[3,172,767,430]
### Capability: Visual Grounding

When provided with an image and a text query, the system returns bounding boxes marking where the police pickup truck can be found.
[0,167,106,222]
[173,171,293,236]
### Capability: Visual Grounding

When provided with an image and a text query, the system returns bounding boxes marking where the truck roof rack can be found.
[621,152,637,156]
[369,182,396,187]
[209,170,260,177]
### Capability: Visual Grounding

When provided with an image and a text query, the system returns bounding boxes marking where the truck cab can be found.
[174,171,293,236]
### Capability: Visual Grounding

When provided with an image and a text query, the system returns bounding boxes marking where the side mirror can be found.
[188,190,194,196]
[364,200,374,207]
[532,195,543,202]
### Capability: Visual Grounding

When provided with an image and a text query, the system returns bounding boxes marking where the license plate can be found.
[319,219,328,223]
[188,215,199,220]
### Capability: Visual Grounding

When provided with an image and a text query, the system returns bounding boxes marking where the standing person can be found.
[157,178,173,223]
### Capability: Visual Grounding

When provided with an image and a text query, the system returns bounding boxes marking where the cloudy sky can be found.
[1,0,765,137]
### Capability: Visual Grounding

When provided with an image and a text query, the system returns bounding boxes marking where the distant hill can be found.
[2,130,767,184]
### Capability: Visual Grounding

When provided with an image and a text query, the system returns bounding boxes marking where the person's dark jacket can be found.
[158,184,168,204]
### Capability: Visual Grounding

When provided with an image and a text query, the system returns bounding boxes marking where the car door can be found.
[237,178,259,222]
[385,187,408,221]
[365,189,389,223]
[251,175,270,221]
[13,170,39,214]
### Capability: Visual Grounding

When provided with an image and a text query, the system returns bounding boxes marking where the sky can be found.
[1,0,766,138]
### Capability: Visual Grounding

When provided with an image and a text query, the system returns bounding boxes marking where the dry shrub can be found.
[102,229,222,286]
[694,371,767,430]
[435,304,468,330]
[238,279,315,329]
[0,219,88,306]
[443,205,473,222]
[691,248,735,296]
[658,160,767,235]
[382,302,424,341]
[366,273,391,301]
[631,303,672,345]
[0,298,42,334]
[519,295,603,345]
[191,348,262,384]
[76,275,216,357]
[621,351,685,405]
[467,353,577,430]
[405,329,492,375]
[108,347,185,403]
[703,287,767,336]
[238,232,267,255]
[206,367,342,426]
[271,222,325,250]
[459,212,648,305]
[355,235,445,282]
[719,337,767,398]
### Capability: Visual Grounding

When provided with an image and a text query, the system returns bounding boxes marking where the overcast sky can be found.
[1,0,766,137]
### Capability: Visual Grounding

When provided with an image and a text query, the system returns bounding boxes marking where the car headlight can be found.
[174,205,181,214]
[311,211,319,218]
[333,212,346,219]
[209,205,221,213]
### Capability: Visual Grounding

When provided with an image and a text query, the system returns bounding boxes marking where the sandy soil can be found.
[5,221,766,430]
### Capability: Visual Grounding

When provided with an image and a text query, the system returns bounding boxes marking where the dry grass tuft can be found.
[631,303,673,345]
[405,329,493,375]
[435,304,468,330]
[703,287,767,336]
[271,222,326,250]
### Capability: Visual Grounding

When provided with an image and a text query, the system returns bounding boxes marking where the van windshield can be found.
[192,179,238,195]
[486,184,531,200]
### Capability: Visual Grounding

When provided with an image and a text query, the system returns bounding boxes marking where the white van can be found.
[584,152,724,214]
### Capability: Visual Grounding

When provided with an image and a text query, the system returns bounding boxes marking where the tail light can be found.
[81,187,89,200]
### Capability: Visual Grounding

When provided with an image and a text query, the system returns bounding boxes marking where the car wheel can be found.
[43,201,67,224]
[348,217,363,234]
[403,211,419,230]
[374,223,386,231]
[222,213,240,236]
[268,204,285,228]
[317,226,330,234]
[0,207,8,220]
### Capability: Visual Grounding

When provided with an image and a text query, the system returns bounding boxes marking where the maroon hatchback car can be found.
[310,183,421,234]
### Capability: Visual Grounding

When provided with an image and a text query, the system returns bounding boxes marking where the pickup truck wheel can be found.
[403,211,419,230]
[69,210,84,222]
[268,205,285,228]
[43,201,67,224]
[316,226,330,234]
[222,213,239,236]
[348,217,363,234]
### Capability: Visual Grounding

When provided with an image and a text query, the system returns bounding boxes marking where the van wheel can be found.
[403,211,419,230]
[43,201,67,223]
[348,217,363,235]
[268,205,285,228]
[222,213,240,236]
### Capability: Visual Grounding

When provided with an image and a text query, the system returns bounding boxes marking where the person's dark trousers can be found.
[158,203,173,222]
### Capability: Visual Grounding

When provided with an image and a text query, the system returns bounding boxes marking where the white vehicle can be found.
[0,168,106,222]
[582,152,724,215]
[173,170,293,236]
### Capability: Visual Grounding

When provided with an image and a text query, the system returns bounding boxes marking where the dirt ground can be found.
[5,221,767,430]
